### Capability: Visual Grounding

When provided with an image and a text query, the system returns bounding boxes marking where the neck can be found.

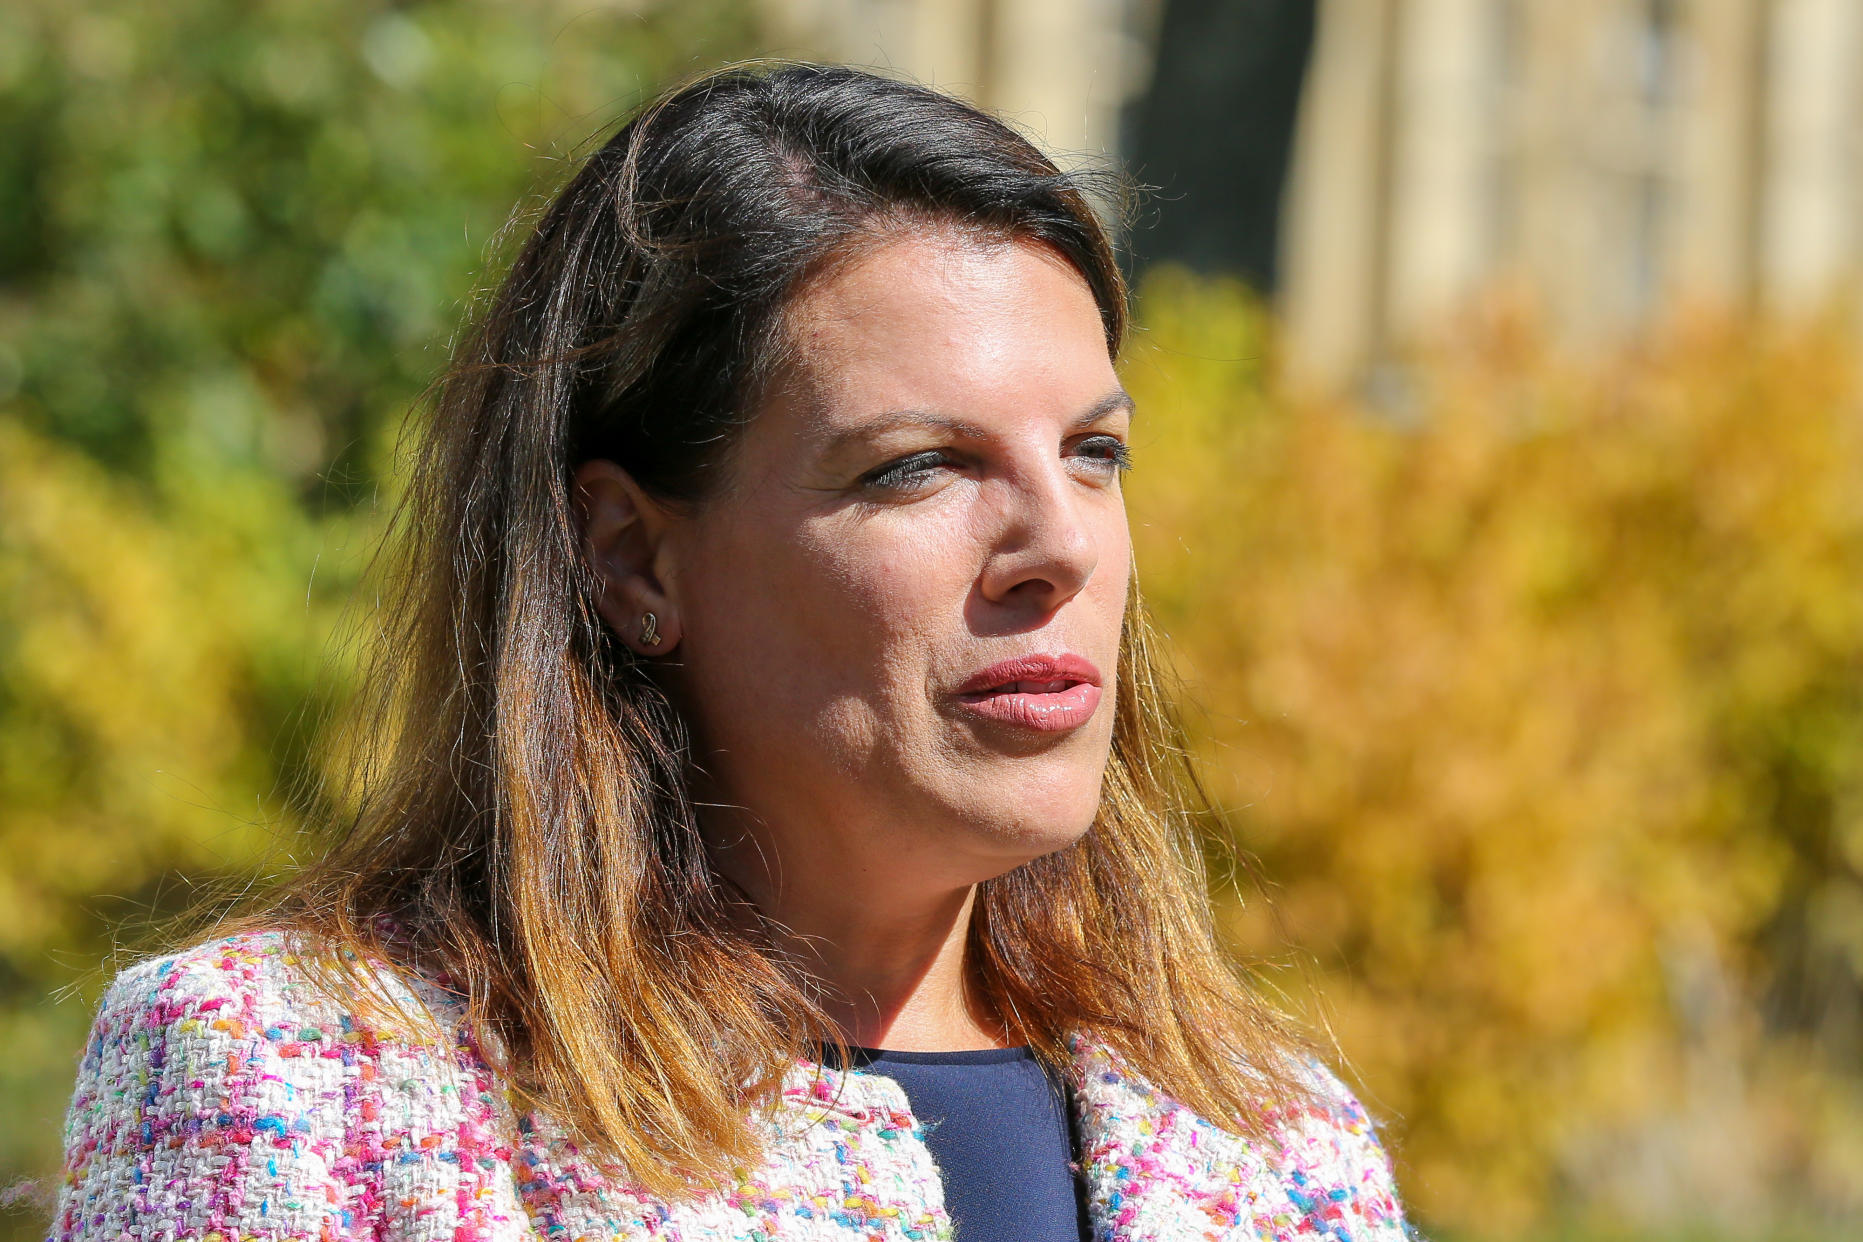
[705,814,1010,1052]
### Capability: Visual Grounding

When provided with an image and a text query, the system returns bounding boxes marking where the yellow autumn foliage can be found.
[0,414,373,1206]
[1123,269,1863,1239]
[6,263,1863,1242]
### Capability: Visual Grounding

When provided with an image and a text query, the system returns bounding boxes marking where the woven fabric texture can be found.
[51,931,1412,1242]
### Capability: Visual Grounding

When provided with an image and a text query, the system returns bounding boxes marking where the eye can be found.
[860,449,953,494]
[1072,434,1133,474]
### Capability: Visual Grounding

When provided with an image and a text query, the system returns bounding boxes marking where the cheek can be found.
[684,506,976,688]
[790,510,980,654]
[1078,497,1133,616]
[1099,502,1133,582]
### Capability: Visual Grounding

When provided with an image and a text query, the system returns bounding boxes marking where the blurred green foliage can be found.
[0,0,757,1233]
[5,4,1862,1241]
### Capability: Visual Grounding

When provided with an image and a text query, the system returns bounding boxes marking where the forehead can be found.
[769,229,1115,424]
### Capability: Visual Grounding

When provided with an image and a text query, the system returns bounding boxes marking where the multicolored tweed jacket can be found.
[51,931,1412,1242]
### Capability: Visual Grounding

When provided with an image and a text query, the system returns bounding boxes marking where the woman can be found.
[52,63,1412,1242]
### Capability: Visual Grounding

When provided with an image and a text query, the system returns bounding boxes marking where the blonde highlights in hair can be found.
[234,61,1317,1201]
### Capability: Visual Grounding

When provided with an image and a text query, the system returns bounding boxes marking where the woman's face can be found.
[591,228,1132,897]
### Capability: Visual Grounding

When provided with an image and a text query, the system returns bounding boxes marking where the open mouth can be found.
[952,656,1103,732]
[965,678,1081,698]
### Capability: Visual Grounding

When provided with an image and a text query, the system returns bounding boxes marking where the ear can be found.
[572,459,682,656]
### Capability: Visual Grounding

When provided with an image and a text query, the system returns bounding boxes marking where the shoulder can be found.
[55,928,511,1242]
[1269,1056,1411,1236]
[73,923,487,1130]
[92,925,462,1036]
[1069,1035,1415,1241]
[74,926,472,1096]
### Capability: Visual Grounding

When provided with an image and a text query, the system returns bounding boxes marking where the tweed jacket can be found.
[52,931,1412,1242]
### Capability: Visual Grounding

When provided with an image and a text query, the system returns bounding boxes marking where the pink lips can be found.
[952,653,1104,732]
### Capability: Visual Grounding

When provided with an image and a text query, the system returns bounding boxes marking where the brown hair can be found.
[244,60,1316,1200]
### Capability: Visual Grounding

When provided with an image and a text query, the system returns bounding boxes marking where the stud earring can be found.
[639,612,660,647]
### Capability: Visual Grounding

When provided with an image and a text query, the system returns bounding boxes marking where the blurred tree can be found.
[1,0,757,491]
[1123,270,1863,1240]
[0,1,757,1233]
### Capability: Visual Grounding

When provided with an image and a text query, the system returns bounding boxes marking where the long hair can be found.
[249,61,1315,1201]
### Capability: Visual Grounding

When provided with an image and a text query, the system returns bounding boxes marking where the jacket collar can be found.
[777,1032,1306,1242]
[517,1031,1394,1242]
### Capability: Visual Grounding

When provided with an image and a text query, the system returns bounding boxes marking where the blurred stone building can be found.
[760,0,1143,161]
[766,0,1863,387]
[1283,0,1863,387]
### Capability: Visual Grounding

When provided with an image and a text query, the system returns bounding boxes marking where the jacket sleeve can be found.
[49,945,361,1242]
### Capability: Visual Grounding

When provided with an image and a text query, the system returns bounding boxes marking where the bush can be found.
[0,1,757,1231]
[1124,269,1863,1239]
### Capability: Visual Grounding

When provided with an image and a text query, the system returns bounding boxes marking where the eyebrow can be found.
[823,388,1137,457]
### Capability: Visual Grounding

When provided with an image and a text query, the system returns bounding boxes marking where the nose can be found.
[975,457,1099,616]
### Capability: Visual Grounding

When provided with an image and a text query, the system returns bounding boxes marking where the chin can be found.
[950,767,1104,874]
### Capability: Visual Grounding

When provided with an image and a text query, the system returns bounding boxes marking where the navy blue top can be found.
[823,1044,1091,1242]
